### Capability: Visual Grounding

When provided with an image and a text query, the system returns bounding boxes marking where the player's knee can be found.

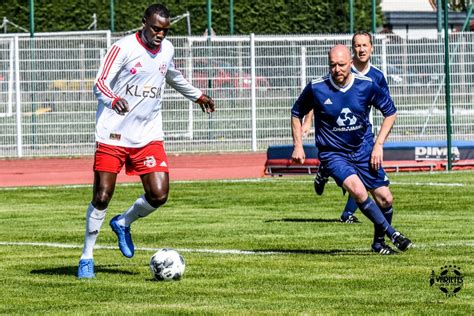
[146,191,168,208]
[377,194,393,208]
[351,188,369,203]
[92,191,113,209]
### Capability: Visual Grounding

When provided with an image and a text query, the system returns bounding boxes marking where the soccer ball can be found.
[149,248,185,281]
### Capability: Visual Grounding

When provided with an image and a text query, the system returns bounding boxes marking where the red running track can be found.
[0,152,267,187]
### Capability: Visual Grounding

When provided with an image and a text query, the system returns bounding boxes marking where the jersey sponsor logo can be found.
[324,98,333,105]
[125,84,161,99]
[134,61,142,68]
[159,161,167,167]
[333,108,362,132]
[415,146,460,161]
[144,156,157,168]
[159,63,168,75]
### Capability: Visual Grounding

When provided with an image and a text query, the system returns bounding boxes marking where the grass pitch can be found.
[0,171,473,315]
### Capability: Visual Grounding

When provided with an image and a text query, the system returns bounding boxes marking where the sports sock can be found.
[341,196,358,219]
[373,206,393,245]
[80,203,106,260]
[117,194,157,227]
[356,197,395,237]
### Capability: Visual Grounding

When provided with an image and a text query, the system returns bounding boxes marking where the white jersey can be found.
[93,32,202,147]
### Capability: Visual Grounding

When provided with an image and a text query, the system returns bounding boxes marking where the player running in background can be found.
[77,3,215,278]
[303,32,393,225]
[291,44,412,254]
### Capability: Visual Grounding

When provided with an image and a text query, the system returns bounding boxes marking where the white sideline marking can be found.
[0,177,469,190]
[0,241,472,255]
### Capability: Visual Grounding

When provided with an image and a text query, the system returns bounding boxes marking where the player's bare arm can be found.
[371,113,396,170]
[291,116,305,164]
[112,98,129,115]
[302,109,314,137]
[196,94,215,113]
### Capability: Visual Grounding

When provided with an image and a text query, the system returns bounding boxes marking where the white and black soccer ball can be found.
[149,248,185,281]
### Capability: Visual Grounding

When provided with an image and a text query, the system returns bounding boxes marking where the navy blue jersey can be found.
[291,73,396,153]
[351,63,390,96]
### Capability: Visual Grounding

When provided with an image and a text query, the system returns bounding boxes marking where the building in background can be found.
[381,0,473,39]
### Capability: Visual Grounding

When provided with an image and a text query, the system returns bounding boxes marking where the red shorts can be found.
[94,141,169,175]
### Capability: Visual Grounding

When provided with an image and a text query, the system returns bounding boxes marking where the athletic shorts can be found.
[94,141,169,175]
[318,141,389,190]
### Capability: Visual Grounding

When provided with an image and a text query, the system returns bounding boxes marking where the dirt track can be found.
[0,152,267,187]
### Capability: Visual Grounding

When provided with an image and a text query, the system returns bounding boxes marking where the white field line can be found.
[0,178,469,190]
[0,241,472,255]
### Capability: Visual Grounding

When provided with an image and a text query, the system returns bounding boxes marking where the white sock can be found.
[80,203,106,260]
[117,195,157,227]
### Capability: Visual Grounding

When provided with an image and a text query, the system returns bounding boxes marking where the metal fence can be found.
[0,31,473,158]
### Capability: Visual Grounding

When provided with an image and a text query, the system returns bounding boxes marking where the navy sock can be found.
[356,197,395,238]
[373,206,394,245]
[341,196,358,219]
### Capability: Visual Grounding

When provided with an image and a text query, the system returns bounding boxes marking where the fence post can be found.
[14,35,22,157]
[250,33,257,151]
[300,46,306,91]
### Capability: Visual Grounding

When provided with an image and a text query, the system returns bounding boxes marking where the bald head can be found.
[328,44,352,86]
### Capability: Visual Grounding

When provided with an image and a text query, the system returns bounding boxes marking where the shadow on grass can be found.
[265,218,345,223]
[253,248,370,256]
[30,264,139,276]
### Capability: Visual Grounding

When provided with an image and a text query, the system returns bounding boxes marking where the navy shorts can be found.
[318,141,389,190]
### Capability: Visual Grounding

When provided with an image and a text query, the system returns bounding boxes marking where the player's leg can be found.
[371,186,393,246]
[339,196,359,223]
[78,171,118,278]
[109,141,169,258]
[342,175,392,234]
[323,153,393,236]
[313,165,329,196]
[371,186,412,252]
[78,143,123,278]
[120,172,169,226]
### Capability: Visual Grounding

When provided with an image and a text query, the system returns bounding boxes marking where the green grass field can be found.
[0,171,473,315]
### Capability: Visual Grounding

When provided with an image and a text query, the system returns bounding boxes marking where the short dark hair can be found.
[143,3,171,22]
[351,31,373,47]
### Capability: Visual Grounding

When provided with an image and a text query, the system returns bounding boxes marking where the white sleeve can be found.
[166,59,202,102]
[93,44,124,108]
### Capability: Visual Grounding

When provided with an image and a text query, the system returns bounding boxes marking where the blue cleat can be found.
[110,215,134,258]
[77,259,95,278]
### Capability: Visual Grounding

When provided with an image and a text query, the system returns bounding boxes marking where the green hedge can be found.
[1,0,383,35]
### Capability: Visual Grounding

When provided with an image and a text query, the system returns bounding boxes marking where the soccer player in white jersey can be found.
[302,32,398,254]
[77,3,215,278]
[291,44,412,254]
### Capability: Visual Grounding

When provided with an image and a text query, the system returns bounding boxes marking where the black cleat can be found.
[313,171,328,196]
[339,215,360,223]
[372,242,397,255]
[391,232,413,252]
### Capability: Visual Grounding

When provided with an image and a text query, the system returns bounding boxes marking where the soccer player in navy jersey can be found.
[291,44,412,254]
[303,32,393,225]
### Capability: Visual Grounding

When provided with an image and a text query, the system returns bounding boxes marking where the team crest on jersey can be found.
[130,68,137,75]
[336,108,357,127]
[144,156,157,168]
[159,63,168,75]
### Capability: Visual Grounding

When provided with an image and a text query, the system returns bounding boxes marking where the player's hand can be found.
[112,98,129,116]
[196,94,215,113]
[371,143,384,170]
[291,146,306,165]
[301,123,312,138]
